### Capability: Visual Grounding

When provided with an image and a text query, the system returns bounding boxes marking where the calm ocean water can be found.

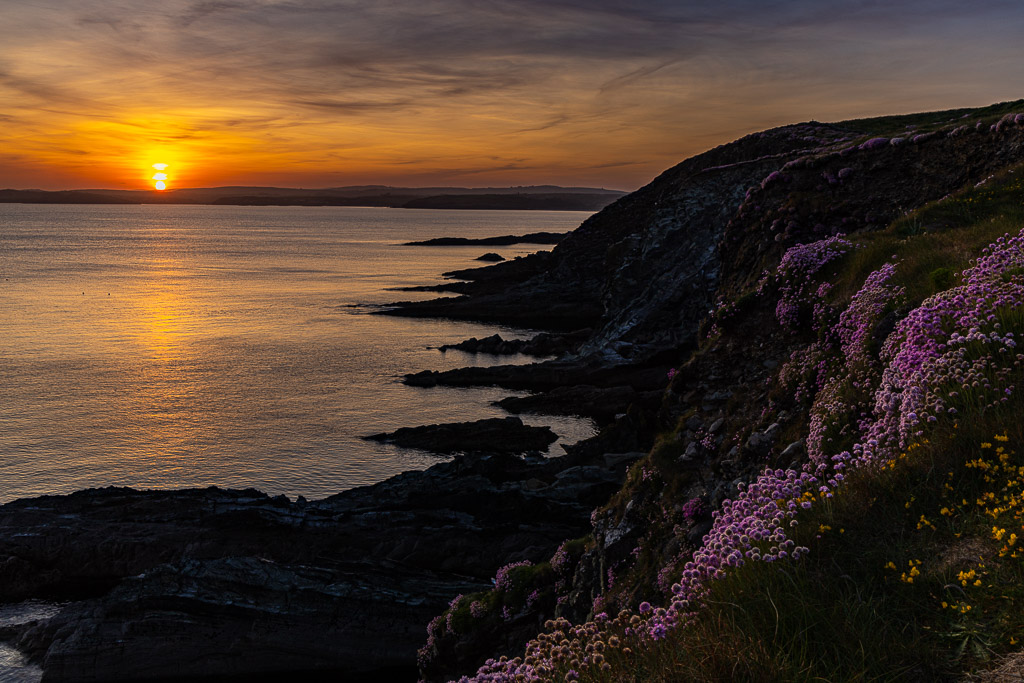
[0,204,596,504]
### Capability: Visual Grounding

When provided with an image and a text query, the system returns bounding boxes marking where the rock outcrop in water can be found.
[364,416,557,455]
[437,330,590,357]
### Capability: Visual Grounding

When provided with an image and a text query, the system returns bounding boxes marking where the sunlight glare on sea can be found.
[0,205,596,503]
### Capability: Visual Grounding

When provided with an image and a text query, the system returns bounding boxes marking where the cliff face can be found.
[385,122,855,353]
[390,110,1024,368]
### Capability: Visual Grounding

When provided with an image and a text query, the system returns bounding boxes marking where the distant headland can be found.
[0,185,626,211]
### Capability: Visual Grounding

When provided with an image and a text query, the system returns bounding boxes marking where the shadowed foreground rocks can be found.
[0,448,627,681]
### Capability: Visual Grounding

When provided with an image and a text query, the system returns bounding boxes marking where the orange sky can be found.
[2,1,1023,191]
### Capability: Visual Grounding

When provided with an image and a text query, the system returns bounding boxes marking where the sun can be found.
[152,163,169,190]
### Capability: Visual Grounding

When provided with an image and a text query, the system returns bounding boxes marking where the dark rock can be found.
[438,329,590,357]
[405,359,671,393]
[602,452,645,469]
[403,231,569,247]
[496,385,659,422]
[0,445,628,681]
[780,439,806,460]
[364,416,557,455]
[475,252,505,262]
[687,519,715,545]
[23,557,467,682]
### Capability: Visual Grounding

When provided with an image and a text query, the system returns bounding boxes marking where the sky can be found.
[1,0,1023,191]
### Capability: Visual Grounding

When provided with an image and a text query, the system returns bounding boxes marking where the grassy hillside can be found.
[419,104,1024,682]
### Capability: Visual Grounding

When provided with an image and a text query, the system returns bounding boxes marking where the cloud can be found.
[175,0,250,28]
[290,98,415,113]
[1,0,1023,189]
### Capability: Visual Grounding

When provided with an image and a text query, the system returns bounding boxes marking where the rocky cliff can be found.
[403,100,1024,681]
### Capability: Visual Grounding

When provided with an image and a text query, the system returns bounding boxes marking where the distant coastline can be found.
[0,185,626,211]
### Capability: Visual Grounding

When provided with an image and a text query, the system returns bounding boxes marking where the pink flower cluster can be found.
[494,560,533,591]
[765,234,857,329]
[681,496,706,521]
[858,137,890,150]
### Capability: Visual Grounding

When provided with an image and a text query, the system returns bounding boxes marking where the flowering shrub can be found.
[760,170,786,190]
[681,496,706,521]
[995,113,1021,132]
[494,560,533,591]
[850,231,1024,468]
[859,137,890,150]
[550,542,572,575]
[763,235,857,330]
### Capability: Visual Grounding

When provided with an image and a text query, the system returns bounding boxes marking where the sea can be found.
[0,204,597,506]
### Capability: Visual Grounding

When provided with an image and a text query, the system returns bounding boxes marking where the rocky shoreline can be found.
[0,243,652,681]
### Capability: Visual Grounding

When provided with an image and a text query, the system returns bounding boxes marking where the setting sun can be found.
[152,163,169,190]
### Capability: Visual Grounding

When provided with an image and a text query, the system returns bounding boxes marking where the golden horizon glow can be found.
[2,2,1023,191]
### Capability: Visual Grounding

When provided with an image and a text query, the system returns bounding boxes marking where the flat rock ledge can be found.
[402,231,568,246]
[437,330,591,357]
[0,448,627,681]
[365,416,557,455]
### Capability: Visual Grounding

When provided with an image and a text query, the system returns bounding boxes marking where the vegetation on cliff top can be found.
[419,102,1024,682]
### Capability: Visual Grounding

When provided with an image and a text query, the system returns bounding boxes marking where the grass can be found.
[554,416,1024,682]
[826,162,1024,307]
[834,99,1024,137]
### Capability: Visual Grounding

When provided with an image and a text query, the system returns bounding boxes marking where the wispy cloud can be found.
[0,0,1022,189]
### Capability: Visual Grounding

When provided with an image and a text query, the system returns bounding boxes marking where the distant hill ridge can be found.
[0,184,627,210]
